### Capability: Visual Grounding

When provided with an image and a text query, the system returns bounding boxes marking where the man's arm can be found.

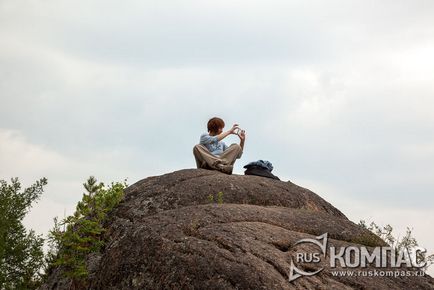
[216,130,232,141]
[200,134,218,145]
[216,124,239,141]
[239,130,246,150]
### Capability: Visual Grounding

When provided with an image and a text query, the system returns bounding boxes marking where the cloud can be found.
[0,128,155,236]
[0,129,71,179]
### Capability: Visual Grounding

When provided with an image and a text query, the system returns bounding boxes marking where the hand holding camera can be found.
[229,124,246,140]
[230,124,239,134]
[235,128,246,140]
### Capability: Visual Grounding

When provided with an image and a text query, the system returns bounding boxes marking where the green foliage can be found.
[217,191,224,205]
[358,220,395,246]
[207,191,224,205]
[359,220,434,271]
[46,176,127,286]
[0,177,47,290]
[208,194,214,203]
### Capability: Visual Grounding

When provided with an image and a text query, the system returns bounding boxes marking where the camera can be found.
[234,128,243,135]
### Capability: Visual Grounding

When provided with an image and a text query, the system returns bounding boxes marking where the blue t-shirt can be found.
[199,133,228,156]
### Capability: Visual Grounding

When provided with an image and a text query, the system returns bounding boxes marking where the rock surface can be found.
[41,169,434,289]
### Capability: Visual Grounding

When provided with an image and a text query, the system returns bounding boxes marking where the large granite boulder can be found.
[41,169,434,289]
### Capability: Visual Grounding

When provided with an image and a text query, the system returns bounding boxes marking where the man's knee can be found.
[193,144,204,153]
[230,144,242,155]
[226,144,242,159]
[230,143,242,150]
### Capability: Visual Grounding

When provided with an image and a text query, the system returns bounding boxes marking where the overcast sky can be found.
[1,0,433,275]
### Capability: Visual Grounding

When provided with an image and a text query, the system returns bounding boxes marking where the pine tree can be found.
[0,177,47,290]
[47,177,126,288]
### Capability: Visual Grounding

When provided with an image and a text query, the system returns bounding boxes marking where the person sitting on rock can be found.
[193,117,245,174]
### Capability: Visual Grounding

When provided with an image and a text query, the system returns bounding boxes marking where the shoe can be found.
[216,164,233,174]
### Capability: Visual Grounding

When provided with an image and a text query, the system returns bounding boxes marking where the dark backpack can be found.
[244,164,280,180]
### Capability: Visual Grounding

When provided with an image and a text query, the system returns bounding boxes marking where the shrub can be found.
[359,220,434,271]
[45,177,127,287]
